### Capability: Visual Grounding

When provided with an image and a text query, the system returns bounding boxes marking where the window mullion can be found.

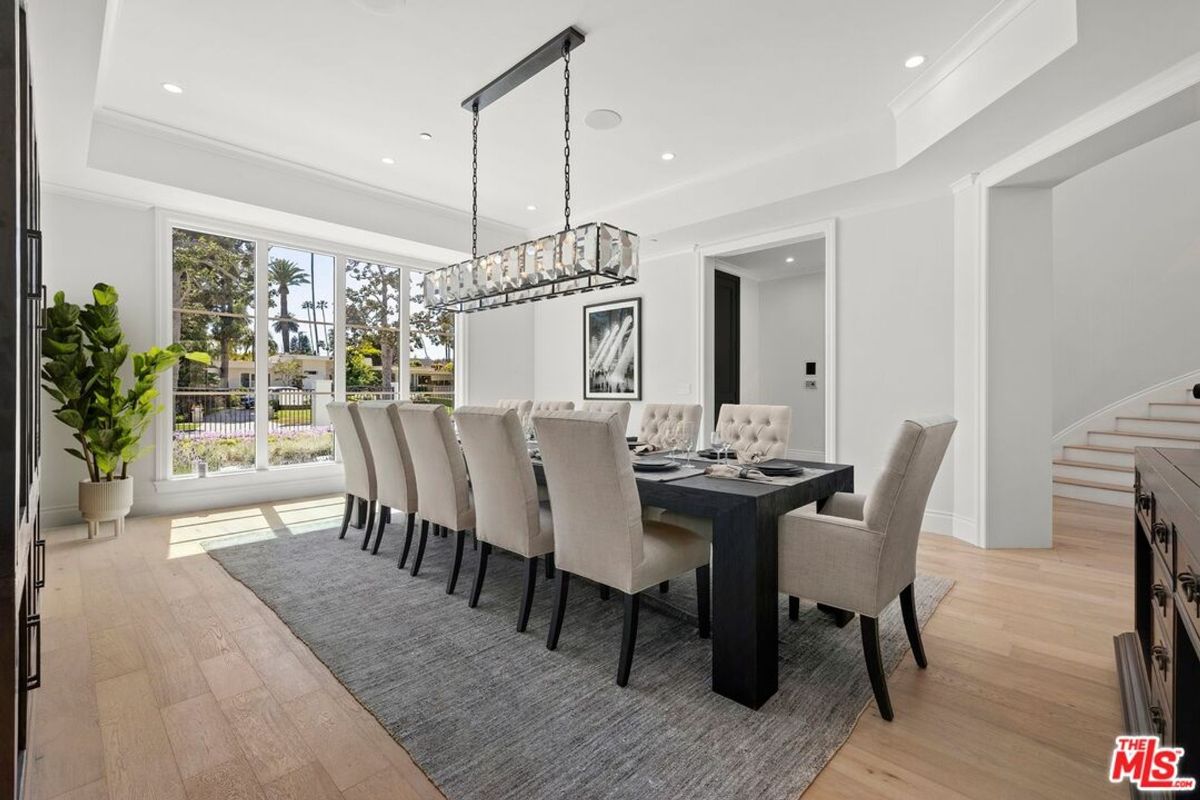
[254,239,269,470]
[400,268,412,401]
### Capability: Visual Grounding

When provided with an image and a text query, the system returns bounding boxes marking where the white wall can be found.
[464,304,535,407]
[758,272,825,457]
[521,194,957,527]
[1052,121,1200,433]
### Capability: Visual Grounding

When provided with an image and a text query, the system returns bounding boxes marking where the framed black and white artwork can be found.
[583,297,641,400]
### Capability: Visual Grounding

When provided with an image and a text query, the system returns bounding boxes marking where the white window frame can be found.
[153,208,457,488]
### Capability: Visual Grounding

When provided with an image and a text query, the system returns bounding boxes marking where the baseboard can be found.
[921,509,981,547]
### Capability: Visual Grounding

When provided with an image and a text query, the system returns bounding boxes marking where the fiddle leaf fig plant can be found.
[41,283,210,482]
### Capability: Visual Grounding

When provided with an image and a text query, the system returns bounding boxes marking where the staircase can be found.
[1054,384,1200,507]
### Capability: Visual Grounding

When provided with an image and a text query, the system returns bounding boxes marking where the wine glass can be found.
[711,429,725,465]
[681,422,696,462]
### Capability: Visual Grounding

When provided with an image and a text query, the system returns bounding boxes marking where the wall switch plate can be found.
[805,380,818,390]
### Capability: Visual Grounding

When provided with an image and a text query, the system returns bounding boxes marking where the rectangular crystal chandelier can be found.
[424,222,638,314]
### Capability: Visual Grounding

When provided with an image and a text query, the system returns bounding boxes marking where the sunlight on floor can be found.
[166,494,345,559]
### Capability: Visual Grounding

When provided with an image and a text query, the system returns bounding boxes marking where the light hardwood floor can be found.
[31,495,1130,800]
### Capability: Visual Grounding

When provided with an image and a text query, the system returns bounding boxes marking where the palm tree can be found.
[268,258,310,353]
[300,300,319,354]
[315,299,330,353]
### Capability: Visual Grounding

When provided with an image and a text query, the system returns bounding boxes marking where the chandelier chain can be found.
[563,40,571,232]
[472,104,479,259]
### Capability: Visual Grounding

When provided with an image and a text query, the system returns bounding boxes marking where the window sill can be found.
[153,462,343,495]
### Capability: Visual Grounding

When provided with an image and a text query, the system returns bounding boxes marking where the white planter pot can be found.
[78,478,134,539]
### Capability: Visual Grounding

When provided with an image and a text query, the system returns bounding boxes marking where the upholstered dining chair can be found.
[356,401,418,562]
[581,400,631,434]
[638,403,702,449]
[715,403,792,460]
[456,406,556,630]
[533,409,711,687]
[779,415,956,721]
[327,402,377,545]
[497,398,533,418]
[394,404,475,592]
[533,400,575,412]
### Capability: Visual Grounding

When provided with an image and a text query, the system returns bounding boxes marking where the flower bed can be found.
[173,426,334,475]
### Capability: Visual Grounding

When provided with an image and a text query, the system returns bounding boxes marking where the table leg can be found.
[710,500,778,709]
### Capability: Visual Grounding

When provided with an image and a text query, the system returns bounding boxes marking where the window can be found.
[164,220,453,480]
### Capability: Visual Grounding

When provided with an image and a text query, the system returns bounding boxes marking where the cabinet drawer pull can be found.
[1153,521,1171,545]
[1151,705,1166,736]
[1138,490,1153,511]
[1181,572,1197,603]
[1153,583,1170,609]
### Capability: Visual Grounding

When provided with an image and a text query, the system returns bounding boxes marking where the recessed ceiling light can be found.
[419,132,433,141]
[904,54,926,69]
[381,156,396,165]
[161,82,184,94]
[661,152,676,161]
[585,109,623,130]
[351,0,406,14]
[785,257,795,263]
[526,205,537,211]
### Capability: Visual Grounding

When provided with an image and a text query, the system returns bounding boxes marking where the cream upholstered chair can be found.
[581,401,631,434]
[533,409,711,687]
[497,398,533,418]
[780,415,956,721]
[456,406,556,630]
[638,403,702,448]
[356,401,418,562]
[394,404,475,592]
[327,402,377,545]
[533,400,575,412]
[715,403,792,460]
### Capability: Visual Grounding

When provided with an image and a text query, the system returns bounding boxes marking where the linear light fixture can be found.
[424,27,639,314]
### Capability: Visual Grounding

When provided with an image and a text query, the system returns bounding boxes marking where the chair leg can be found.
[468,542,491,608]
[788,596,800,621]
[360,502,376,551]
[696,564,710,639]
[338,494,354,539]
[517,557,538,632]
[616,591,641,687]
[861,615,894,721]
[371,505,389,554]
[355,498,367,529]
[398,514,417,569]
[410,520,430,577]
[544,552,555,580]
[446,530,466,594]
[599,585,610,601]
[659,580,669,594]
[900,583,927,668]
[546,570,571,650]
[471,530,478,551]
[818,603,856,628]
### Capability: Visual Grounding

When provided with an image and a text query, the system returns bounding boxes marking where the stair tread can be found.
[1150,402,1200,407]
[1052,476,1134,492]
[1117,416,1200,424]
[1090,429,1200,442]
[1052,459,1134,473]
[1065,444,1134,454]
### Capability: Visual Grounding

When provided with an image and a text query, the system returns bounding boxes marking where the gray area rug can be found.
[206,524,953,800]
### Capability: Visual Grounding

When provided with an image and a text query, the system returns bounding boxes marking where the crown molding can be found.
[889,0,1041,117]
[90,107,525,239]
[43,181,154,211]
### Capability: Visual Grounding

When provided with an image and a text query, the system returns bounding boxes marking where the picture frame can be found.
[583,296,641,400]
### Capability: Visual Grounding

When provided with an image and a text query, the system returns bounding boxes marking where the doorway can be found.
[698,220,837,460]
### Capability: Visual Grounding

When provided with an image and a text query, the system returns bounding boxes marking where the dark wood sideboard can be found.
[1,1,43,796]
[1116,447,1200,797]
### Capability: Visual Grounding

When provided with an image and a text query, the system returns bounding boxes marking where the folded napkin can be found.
[705,464,770,482]
[634,443,660,455]
[735,450,767,465]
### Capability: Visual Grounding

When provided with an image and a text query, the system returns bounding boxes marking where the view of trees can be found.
[345,260,404,392]
[267,257,310,354]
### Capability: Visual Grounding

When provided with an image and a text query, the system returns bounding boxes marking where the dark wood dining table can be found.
[532,457,854,710]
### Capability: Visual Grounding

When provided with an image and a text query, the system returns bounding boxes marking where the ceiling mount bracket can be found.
[461,26,585,112]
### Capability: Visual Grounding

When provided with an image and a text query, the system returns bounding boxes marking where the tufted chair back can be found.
[581,401,631,434]
[533,410,645,594]
[715,404,792,460]
[395,404,474,531]
[639,404,702,448]
[497,399,533,418]
[327,402,377,500]
[533,400,575,412]
[355,401,416,513]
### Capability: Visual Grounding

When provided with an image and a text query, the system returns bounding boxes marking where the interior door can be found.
[713,269,741,415]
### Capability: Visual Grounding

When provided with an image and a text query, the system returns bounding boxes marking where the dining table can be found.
[531,452,854,710]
